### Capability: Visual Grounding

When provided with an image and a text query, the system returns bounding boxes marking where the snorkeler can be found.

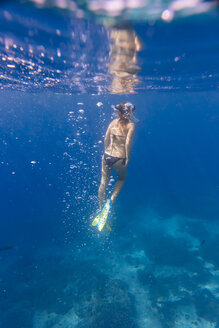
[92,101,138,231]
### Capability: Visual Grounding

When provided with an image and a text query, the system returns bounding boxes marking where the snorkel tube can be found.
[128,111,140,123]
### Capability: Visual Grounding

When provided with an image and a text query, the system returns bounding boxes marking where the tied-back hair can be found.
[117,101,129,133]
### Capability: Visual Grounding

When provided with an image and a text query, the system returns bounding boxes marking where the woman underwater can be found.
[92,101,138,231]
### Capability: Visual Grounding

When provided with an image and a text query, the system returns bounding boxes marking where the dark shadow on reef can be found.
[138,230,199,269]
[200,235,219,269]
[0,255,137,328]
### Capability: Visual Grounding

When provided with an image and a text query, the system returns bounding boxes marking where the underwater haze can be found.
[0,1,219,328]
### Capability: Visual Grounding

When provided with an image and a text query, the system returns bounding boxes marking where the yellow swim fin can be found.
[97,199,112,232]
[91,200,112,232]
[91,211,101,226]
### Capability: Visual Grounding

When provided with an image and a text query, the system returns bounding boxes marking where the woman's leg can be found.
[110,160,127,204]
[98,156,112,208]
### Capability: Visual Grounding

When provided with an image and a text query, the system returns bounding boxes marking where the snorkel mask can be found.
[111,102,140,123]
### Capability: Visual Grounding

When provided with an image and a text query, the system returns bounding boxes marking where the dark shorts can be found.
[103,153,125,168]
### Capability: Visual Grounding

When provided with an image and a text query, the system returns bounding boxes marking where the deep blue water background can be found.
[1,2,219,328]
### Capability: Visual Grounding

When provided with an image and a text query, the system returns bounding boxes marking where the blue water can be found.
[0,1,219,328]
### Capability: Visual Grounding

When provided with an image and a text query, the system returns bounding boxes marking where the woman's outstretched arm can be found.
[125,123,135,166]
[104,121,113,149]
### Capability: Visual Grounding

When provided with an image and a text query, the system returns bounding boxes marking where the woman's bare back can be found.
[105,119,130,158]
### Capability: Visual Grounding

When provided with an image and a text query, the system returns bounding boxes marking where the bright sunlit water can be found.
[0,1,219,328]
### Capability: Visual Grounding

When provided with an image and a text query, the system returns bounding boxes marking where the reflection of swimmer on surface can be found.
[108,26,142,94]
[98,101,139,209]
